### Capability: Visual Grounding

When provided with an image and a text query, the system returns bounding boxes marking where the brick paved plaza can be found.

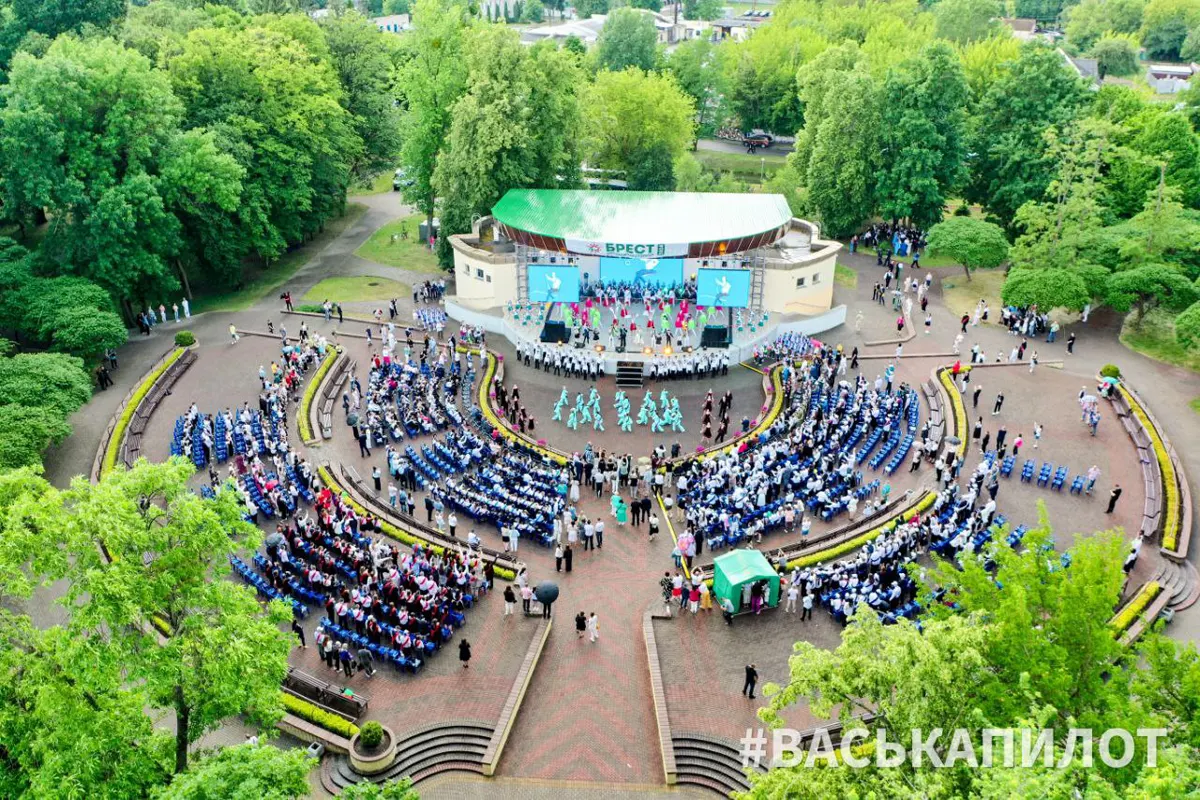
[33,191,1200,794]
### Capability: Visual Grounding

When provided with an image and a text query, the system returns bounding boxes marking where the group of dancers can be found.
[550,387,687,434]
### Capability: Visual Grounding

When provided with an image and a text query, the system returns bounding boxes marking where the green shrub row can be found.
[299,351,337,443]
[1109,581,1162,634]
[102,348,185,477]
[280,691,360,739]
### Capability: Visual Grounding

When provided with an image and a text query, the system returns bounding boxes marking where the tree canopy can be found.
[926,217,1011,279]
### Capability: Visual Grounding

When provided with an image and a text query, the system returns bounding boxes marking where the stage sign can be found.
[599,257,684,287]
[528,265,580,303]
[564,238,689,257]
[696,268,751,308]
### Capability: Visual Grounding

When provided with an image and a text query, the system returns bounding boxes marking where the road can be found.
[696,136,793,157]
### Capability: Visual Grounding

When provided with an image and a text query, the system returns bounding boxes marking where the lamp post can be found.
[760,157,765,182]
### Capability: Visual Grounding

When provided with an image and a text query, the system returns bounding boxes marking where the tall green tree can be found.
[1141,0,1200,59]
[965,43,1088,229]
[9,0,126,39]
[933,0,1002,43]
[396,0,470,237]
[1001,267,1092,311]
[154,746,315,800]
[875,42,969,228]
[596,8,659,72]
[583,67,695,177]
[666,37,727,135]
[925,217,1010,279]
[1066,0,1146,51]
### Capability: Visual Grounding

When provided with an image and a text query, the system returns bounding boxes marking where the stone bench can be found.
[320,413,333,440]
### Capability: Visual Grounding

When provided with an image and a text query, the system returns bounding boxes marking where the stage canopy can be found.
[492,189,793,259]
[711,549,780,614]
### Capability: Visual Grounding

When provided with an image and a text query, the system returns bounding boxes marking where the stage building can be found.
[446,189,845,358]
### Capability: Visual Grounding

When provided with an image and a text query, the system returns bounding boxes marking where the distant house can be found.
[1146,63,1197,94]
[711,10,770,41]
[1059,49,1101,88]
[522,10,685,46]
[372,14,411,33]
[1001,18,1039,41]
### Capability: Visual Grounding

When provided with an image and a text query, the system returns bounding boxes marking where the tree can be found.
[0,353,92,417]
[1175,300,1200,348]
[563,34,586,55]
[597,8,658,72]
[1184,25,1200,58]
[1105,263,1199,324]
[958,35,1021,101]
[665,38,727,134]
[875,42,969,228]
[155,746,315,800]
[627,141,676,190]
[320,13,405,184]
[521,0,545,21]
[0,405,72,470]
[1001,267,1092,311]
[573,0,609,16]
[1093,33,1140,78]
[384,0,411,12]
[338,778,420,800]
[933,0,1002,43]
[48,309,128,365]
[965,44,1088,229]
[682,0,723,20]
[396,0,470,237]
[925,217,1010,279]
[1015,0,1066,21]
[584,68,695,175]
[9,0,126,40]
[1066,0,1146,52]
[1141,0,1200,59]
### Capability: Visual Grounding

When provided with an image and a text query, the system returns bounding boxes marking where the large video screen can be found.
[528,264,580,303]
[599,256,685,288]
[696,268,751,308]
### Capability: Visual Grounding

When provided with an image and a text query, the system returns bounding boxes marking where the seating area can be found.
[118,348,197,470]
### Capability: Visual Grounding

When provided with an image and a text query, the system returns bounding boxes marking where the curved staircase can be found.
[1153,559,1200,612]
[672,732,764,797]
[320,721,494,795]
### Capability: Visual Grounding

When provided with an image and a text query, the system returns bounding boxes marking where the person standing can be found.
[291,618,307,649]
[972,385,982,410]
[1033,422,1043,449]
[564,544,573,572]
[503,584,516,616]
[357,646,376,677]
[1106,485,1122,514]
[182,297,190,319]
[801,591,814,620]
[992,392,1004,416]
[587,612,599,643]
[555,544,564,572]
[575,611,587,639]
[785,582,799,613]
[521,584,533,615]
[1066,332,1076,354]
[372,466,382,492]
[1086,465,1101,495]
[229,324,239,343]
[743,664,758,699]
[459,639,472,669]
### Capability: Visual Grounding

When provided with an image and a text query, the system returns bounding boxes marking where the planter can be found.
[349,725,397,775]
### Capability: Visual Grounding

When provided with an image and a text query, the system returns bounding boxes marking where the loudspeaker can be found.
[701,325,731,349]
[541,320,569,343]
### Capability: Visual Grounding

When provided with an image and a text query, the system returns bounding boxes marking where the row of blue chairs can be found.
[319,619,424,673]
[230,555,308,618]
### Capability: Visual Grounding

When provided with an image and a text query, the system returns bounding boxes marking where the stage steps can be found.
[616,361,644,389]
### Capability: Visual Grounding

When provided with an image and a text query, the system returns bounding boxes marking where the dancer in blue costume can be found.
[567,407,579,430]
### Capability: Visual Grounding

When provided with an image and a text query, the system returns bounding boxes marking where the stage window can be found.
[812,272,821,284]
[795,277,806,288]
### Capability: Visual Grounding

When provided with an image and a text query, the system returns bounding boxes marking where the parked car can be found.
[743,133,773,153]
[393,168,414,191]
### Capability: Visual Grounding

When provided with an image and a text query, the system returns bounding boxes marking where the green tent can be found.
[712,550,780,614]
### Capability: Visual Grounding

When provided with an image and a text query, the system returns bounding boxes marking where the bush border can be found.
[1119,385,1181,552]
[1108,580,1162,634]
[101,348,185,477]
[281,690,360,739]
[299,350,337,445]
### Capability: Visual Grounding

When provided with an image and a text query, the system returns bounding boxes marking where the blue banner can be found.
[696,268,751,307]
[528,265,580,303]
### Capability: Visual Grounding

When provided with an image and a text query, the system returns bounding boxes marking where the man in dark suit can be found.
[743,664,758,699]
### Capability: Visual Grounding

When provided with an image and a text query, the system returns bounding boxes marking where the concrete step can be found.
[1169,560,1200,612]
[675,770,746,798]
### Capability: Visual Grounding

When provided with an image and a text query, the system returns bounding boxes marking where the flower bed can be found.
[102,348,185,477]
[937,368,967,457]
[315,465,516,581]
[299,350,337,444]
[1108,581,1162,634]
[281,691,360,739]
[1119,386,1181,552]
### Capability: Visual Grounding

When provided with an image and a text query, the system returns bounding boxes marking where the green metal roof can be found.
[712,549,776,585]
[491,189,793,245]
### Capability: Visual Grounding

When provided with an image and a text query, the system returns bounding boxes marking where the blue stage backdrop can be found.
[528,265,581,303]
[598,256,684,288]
[696,268,751,307]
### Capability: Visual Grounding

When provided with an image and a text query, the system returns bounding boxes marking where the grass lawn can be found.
[834,263,858,289]
[302,276,411,304]
[940,269,1006,321]
[350,171,396,196]
[694,149,785,184]
[1191,397,1200,414]
[1119,308,1200,374]
[354,213,440,273]
[189,202,368,314]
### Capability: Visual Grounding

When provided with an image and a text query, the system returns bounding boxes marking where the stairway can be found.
[672,733,764,797]
[1153,559,1200,612]
[616,360,644,389]
[320,721,494,795]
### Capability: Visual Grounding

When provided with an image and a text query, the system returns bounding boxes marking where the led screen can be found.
[598,257,685,288]
[696,268,751,308]
[528,265,580,303]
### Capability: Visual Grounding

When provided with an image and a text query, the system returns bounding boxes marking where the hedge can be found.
[785,490,938,570]
[1120,386,1181,552]
[1109,581,1162,634]
[102,348,185,477]
[173,330,196,347]
[299,351,337,444]
[315,465,516,582]
[280,691,360,739]
[938,368,967,457]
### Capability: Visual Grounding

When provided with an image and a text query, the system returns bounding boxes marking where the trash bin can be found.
[307,741,326,760]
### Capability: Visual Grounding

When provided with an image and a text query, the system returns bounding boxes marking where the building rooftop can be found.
[491,189,794,250]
